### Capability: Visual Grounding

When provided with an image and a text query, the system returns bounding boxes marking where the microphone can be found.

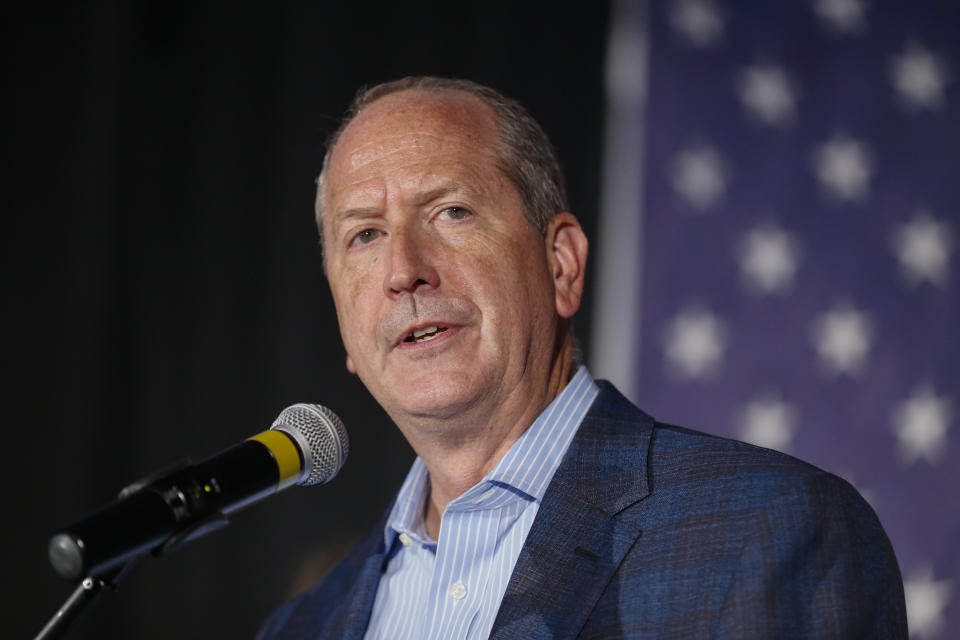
[47,404,348,582]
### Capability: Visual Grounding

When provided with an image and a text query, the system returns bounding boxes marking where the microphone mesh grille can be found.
[271,404,349,486]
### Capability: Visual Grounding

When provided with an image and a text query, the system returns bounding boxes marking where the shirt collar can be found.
[383,366,599,548]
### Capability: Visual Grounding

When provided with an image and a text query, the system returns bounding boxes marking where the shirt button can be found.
[449,582,467,601]
[398,533,413,547]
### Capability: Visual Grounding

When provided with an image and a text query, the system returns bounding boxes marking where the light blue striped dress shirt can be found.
[363,366,599,640]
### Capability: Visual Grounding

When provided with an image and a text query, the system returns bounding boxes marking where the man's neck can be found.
[409,346,574,540]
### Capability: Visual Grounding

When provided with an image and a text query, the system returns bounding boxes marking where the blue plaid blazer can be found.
[259,382,907,639]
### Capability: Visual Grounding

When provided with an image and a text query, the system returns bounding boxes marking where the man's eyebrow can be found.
[335,207,382,221]
[413,184,460,205]
[330,182,480,229]
[327,207,382,237]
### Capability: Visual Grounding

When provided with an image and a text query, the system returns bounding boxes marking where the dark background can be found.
[6,3,610,638]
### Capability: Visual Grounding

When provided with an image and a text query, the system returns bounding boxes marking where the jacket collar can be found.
[490,381,654,639]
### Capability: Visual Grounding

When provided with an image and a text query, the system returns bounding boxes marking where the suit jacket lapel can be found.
[490,382,654,640]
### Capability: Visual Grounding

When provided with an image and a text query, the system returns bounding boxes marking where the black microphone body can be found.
[48,404,347,582]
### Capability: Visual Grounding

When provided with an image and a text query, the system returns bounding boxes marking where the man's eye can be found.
[439,207,470,220]
[351,229,381,246]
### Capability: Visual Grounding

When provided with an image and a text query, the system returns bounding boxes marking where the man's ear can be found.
[346,354,357,374]
[545,213,589,319]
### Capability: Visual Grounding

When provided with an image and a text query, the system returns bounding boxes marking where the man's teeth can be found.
[408,325,446,343]
[413,325,437,338]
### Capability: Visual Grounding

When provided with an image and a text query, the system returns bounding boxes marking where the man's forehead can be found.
[341,128,449,175]
[332,90,497,170]
[322,91,505,215]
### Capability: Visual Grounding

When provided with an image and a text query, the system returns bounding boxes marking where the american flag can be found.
[591,1,958,637]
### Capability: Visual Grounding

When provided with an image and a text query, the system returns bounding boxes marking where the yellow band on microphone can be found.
[248,430,302,490]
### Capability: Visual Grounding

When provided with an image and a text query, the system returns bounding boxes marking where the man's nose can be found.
[383,228,440,297]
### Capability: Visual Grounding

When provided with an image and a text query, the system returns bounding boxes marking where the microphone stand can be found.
[33,462,186,640]
[34,564,130,640]
[35,509,230,639]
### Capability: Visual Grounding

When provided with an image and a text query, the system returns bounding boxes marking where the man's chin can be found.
[376,376,487,424]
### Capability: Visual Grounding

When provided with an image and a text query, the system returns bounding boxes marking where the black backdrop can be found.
[6,3,610,638]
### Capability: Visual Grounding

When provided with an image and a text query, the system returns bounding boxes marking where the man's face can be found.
[321,90,563,427]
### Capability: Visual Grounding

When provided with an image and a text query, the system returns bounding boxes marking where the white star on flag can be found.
[903,564,954,639]
[672,145,729,212]
[811,302,875,376]
[891,209,954,287]
[812,133,874,203]
[892,383,952,466]
[890,40,950,111]
[737,223,801,294]
[662,308,727,379]
[813,0,868,34]
[738,63,797,126]
[668,0,725,48]
[736,394,798,452]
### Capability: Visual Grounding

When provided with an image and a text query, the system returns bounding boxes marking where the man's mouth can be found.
[403,325,449,344]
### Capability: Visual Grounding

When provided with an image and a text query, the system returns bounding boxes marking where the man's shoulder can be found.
[587,379,860,510]
[646,418,866,521]
[650,419,829,485]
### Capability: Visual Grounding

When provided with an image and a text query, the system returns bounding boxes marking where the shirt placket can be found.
[427,488,511,638]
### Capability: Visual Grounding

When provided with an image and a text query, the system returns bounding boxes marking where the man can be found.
[259,77,906,639]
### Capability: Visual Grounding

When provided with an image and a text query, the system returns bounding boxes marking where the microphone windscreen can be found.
[271,404,349,486]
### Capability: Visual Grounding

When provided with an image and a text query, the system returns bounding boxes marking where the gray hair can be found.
[315,77,569,249]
